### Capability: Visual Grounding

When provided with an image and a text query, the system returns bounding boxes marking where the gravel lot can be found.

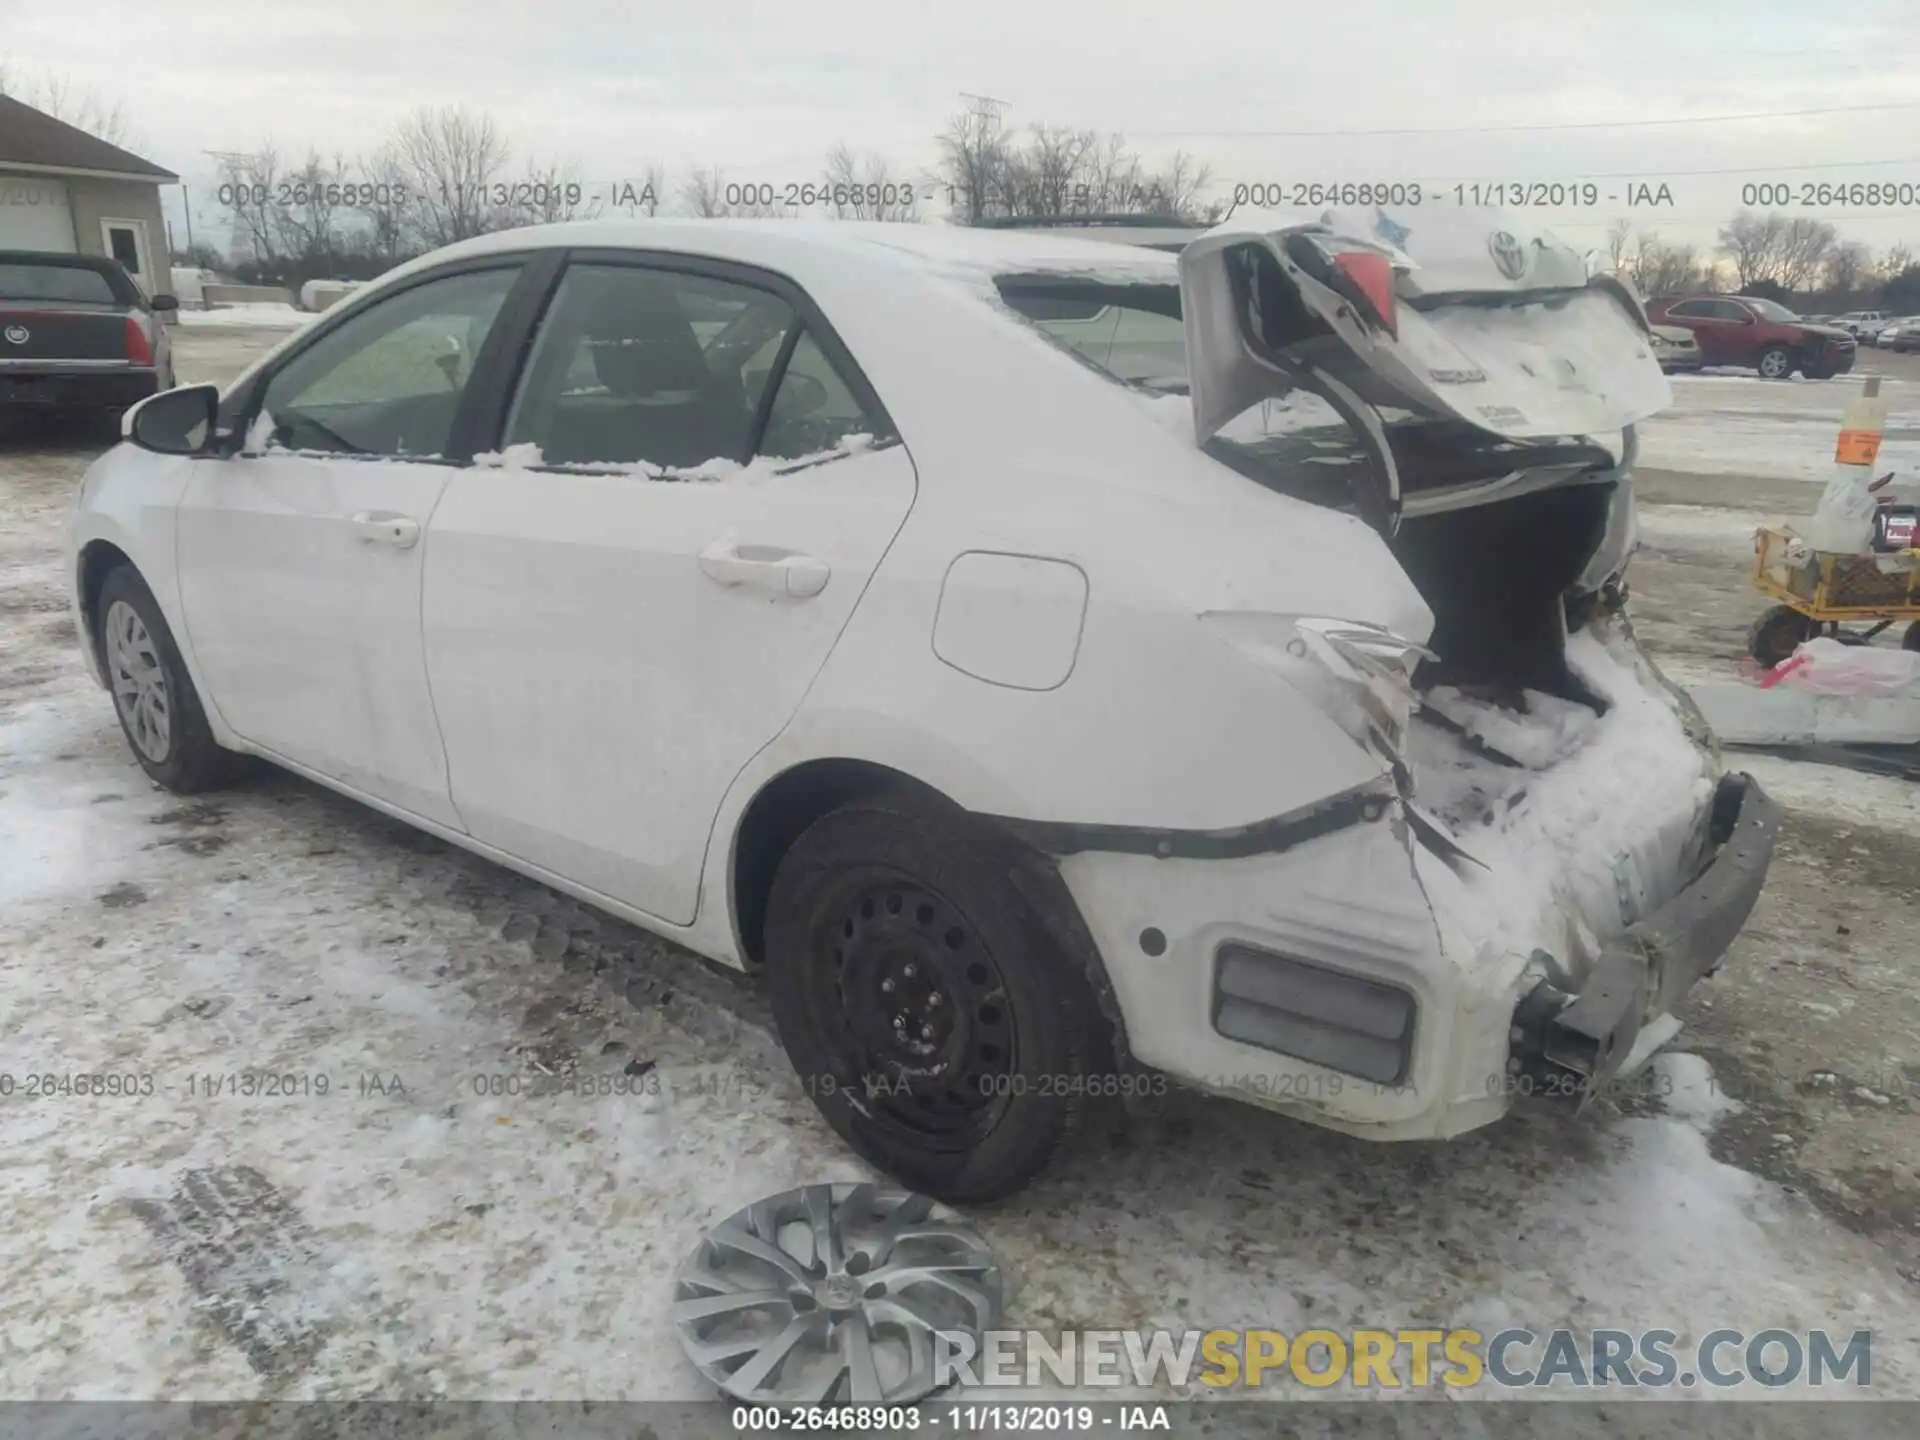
[2,327,1917,1414]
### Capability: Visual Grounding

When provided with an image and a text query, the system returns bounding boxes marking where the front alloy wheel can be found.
[105,599,171,763]
[94,563,247,793]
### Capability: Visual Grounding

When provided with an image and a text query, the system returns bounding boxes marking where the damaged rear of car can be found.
[995,207,1778,1136]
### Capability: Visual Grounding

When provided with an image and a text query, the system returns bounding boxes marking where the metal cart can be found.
[1746,523,1920,667]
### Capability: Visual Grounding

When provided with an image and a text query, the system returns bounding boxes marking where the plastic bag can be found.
[1769,636,1920,697]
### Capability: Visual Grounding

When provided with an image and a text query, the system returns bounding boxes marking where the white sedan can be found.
[69,214,1778,1200]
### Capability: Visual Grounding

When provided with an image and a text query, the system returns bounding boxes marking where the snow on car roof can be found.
[397,217,1181,287]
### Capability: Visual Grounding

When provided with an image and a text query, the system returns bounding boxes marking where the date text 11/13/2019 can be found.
[1229,181,1677,210]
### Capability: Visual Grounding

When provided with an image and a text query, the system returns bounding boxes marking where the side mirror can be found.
[124,383,218,455]
[150,293,180,313]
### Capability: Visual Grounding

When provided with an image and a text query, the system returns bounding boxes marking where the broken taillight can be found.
[1333,251,1398,339]
[124,315,154,366]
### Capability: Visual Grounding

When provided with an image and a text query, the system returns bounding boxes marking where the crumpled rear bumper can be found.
[1511,771,1779,1093]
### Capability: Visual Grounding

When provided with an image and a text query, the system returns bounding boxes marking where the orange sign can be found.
[1835,429,1883,466]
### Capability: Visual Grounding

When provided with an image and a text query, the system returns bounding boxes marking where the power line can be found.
[1129,99,1920,139]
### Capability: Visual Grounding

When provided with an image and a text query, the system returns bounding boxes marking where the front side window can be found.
[506,265,799,470]
[255,266,519,459]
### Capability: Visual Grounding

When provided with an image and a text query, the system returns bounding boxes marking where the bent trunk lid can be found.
[1179,206,1671,460]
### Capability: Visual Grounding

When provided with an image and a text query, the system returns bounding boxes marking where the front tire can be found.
[96,565,247,793]
[764,794,1101,1203]
[1757,345,1795,380]
[1748,603,1815,667]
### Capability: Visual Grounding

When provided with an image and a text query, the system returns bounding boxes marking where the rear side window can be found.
[0,263,117,304]
[505,263,889,471]
[997,278,1187,389]
[506,265,792,469]
[757,331,888,460]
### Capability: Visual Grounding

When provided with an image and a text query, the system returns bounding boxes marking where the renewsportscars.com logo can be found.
[933,1326,1873,1390]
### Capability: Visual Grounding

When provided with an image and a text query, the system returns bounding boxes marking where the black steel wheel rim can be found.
[808,871,1016,1152]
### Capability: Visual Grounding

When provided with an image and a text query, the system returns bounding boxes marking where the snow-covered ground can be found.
[2,334,1918,1409]
[1638,370,1920,483]
[176,303,312,330]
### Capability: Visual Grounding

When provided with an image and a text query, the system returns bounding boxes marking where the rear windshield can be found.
[0,263,119,304]
[993,274,1618,512]
[993,274,1372,508]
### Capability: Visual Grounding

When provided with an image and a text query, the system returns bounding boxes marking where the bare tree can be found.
[821,144,917,221]
[1717,211,1790,289]
[608,162,666,216]
[1627,231,1706,299]
[355,147,413,262]
[392,106,510,246]
[937,103,1011,224]
[0,63,137,148]
[937,103,1219,223]
[1077,131,1147,213]
[677,166,790,218]
[215,146,284,263]
[1823,240,1873,300]
[272,149,352,264]
[1605,218,1634,273]
[1775,216,1838,293]
[1142,150,1219,221]
[500,158,601,229]
[997,123,1099,217]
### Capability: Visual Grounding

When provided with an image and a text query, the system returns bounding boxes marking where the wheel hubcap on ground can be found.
[105,600,170,762]
[673,1182,1003,1403]
[823,878,1014,1146]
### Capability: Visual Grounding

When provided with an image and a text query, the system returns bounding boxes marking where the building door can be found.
[99,218,154,293]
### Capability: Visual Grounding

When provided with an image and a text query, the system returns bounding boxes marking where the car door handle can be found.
[350,511,421,549]
[697,540,830,598]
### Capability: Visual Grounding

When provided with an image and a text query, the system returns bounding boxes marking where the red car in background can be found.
[1646,294,1857,379]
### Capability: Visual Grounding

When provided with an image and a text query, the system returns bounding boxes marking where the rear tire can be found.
[95,564,249,793]
[1802,365,1835,381]
[1757,346,1795,380]
[764,793,1099,1202]
[1748,604,1815,667]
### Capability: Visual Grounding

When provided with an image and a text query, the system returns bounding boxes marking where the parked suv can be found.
[1832,310,1886,339]
[1648,294,1857,379]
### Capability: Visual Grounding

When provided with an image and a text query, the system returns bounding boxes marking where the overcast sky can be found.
[5,0,1920,255]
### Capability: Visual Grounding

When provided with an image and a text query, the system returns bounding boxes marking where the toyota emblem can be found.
[3,325,27,345]
[1488,231,1529,281]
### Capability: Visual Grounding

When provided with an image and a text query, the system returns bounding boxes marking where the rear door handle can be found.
[350,511,420,549]
[697,540,830,598]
